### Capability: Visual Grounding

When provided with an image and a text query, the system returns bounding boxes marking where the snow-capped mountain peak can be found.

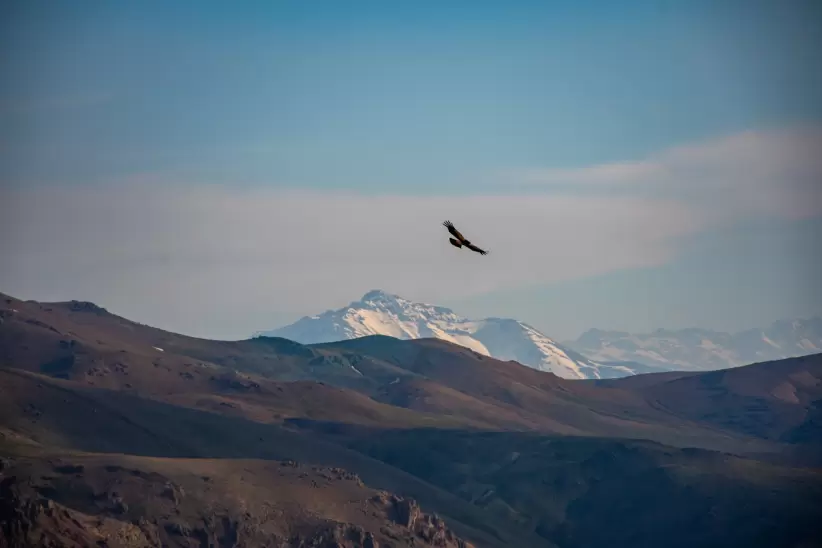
[255,290,633,380]
[565,316,822,371]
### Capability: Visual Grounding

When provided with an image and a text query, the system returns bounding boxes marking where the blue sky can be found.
[2,0,821,339]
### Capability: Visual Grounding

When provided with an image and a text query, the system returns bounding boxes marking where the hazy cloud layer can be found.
[1,185,698,336]
[2,127,820,339]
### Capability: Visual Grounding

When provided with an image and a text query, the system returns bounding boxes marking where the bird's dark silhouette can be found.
[442,220,488,255]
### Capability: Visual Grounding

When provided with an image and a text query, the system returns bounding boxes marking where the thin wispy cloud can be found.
[513,126,822,222]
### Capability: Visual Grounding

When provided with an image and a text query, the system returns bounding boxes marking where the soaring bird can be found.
[442,220,488,255]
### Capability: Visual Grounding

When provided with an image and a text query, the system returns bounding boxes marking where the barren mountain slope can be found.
[0,446,480,548]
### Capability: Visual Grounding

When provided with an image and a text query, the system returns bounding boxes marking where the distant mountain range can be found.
[258,290,822,377]
[255,290,653,380]
[565,318,822,371]
[3,289,822,547]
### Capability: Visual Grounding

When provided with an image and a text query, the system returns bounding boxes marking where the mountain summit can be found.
[255,290,635,379]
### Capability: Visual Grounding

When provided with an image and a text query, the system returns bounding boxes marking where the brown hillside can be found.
[0,448,478,548]
[0,292,797,455]
[0,367,547,548]
[316,336,782,454]
[340,429,822,548]
[626,353,822,443]
[0,293,475,431]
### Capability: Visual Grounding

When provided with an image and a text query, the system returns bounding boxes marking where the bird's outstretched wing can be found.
[465,242,489,255]
[442,220,466,242]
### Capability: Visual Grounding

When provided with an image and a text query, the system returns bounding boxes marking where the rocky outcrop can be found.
[67,301,108,314]
[0,458,475,548]
[209,370,263,393]
[294,523,380,547]
[0,476,154,548]
[370,491,474,548]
